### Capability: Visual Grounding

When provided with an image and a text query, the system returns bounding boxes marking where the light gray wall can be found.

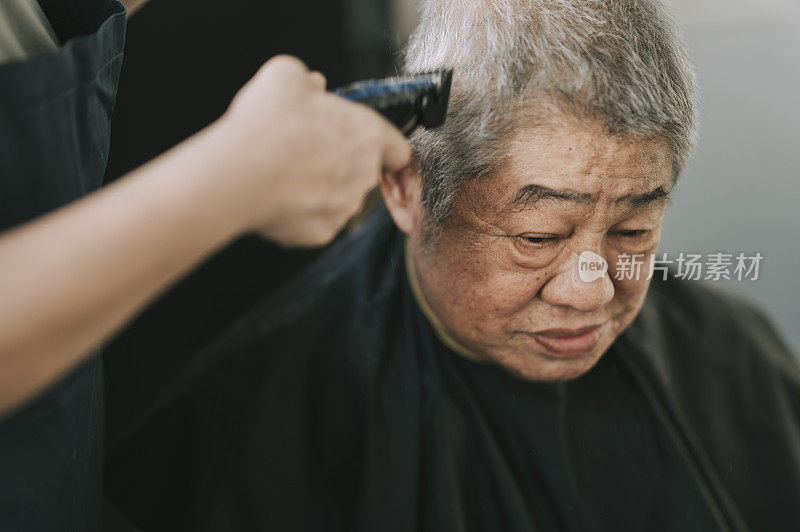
[661,0,800,356]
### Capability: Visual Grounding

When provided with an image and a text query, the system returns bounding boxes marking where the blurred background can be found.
[661,0,800,356]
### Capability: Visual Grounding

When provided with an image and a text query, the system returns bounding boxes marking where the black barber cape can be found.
[0,1,124,530]
[105,205,800,531]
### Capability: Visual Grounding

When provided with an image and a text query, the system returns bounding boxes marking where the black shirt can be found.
[440,330,722,531]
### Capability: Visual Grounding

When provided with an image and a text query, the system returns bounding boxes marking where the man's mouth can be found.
[523,324,603,358]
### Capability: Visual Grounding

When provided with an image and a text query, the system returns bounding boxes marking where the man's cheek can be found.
[462,279,545,339]
[611,276,651,314]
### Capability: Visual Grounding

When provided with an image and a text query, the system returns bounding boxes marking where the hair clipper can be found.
[333,70,453,136]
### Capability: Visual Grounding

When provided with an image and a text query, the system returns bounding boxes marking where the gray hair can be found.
[403,0,699,225]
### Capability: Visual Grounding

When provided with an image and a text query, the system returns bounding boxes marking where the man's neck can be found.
[404,239,487,363]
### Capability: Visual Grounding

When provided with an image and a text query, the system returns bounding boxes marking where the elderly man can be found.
[105,0,800,530]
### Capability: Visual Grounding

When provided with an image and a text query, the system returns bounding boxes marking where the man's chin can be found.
[493,343,610,383]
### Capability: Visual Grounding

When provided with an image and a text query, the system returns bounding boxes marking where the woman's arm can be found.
[0,55,409,417]
[120,0,150,16]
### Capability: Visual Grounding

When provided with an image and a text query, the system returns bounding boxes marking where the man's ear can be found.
[380,157,422,235]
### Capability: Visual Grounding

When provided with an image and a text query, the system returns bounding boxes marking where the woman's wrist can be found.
[187,116,287,240]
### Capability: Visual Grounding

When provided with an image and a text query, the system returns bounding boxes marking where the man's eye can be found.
[615,229,650,238]
[516,235,560,249]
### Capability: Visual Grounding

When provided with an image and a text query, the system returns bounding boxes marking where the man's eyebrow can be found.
[509,185,593,209]
[614,185,674,209]
[508,184,673,210]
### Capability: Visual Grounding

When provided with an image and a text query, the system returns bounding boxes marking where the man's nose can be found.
[539,252,615,312]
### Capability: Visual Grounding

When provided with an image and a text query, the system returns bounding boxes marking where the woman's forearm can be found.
[0,123,244,416]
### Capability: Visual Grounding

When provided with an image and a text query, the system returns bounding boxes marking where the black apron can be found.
[0,1,125,530]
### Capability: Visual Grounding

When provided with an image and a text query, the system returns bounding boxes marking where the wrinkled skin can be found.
[383,120,674,381]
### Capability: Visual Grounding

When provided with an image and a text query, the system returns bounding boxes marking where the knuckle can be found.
[264,55,306,77]
[308,71,327,85]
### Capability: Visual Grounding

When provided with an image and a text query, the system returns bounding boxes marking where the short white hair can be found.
[404,0,699,224]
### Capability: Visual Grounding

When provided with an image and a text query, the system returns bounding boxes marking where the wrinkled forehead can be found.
[460,123,675,213]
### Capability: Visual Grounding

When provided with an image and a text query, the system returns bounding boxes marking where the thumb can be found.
[378,119,412,172]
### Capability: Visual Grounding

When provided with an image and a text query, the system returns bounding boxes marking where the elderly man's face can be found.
[385,121,674,381]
